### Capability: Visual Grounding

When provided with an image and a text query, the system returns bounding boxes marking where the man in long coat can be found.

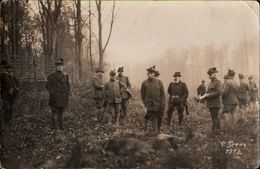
[141,66,165,134]
[46,58,71,130]
[204,67,222,135]
[116,67,131,123]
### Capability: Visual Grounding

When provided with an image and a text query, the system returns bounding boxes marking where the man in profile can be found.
[46,58,71,130]
[238,74,249,109]
[141,66,165,134]
[93,68,105,120]
[116,67,131,124]
[203,67,222,136]
[0,60,19,127]
[248,76,258,107]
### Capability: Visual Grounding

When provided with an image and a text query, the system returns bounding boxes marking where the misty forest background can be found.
[0,0,258,95]
[0,1,259,169]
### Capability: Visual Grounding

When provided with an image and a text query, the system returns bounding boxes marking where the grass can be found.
[1,83,259,169]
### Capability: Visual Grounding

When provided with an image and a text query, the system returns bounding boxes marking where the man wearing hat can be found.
[166,72,189,125]
[248,76,258,106]
[237,74,249,109]
[154,69,164,132]
[203,67,222,135]
[141,66,165,134]
[197,80,206,103]
[116,67,131,124]
[0,60,19,126]
[104,70,126,125]
[222,69,239,128]
[93,67,105,120]
[46,58,71,130]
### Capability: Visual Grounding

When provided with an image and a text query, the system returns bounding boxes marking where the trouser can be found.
[2,98,15,125]
[95,98,104,120]
[158,116,162,132]
[145,111,160,134]
[120,99,129,121]
[184,100,189,115]
[51,107,65,130]
[0,110,3,157]
[167,103,184,125]
[209,108,220,132]
[239,99,248,109]
[108,103,121,124]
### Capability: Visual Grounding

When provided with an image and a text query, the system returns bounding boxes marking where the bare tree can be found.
[74,0,83,80]
[38,0,62,74]
[95,0,115,69]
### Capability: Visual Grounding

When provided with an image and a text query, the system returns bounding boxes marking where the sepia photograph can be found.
[0,0,259,168]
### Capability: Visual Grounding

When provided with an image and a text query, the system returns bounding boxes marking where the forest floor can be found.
[1,82,259,169]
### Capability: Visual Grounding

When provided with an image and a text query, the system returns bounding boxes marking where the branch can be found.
[103,0,115,53]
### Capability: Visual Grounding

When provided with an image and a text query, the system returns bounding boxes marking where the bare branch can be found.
[103,0,115,53]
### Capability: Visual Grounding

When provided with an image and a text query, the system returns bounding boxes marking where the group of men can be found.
[141,66,258,135]
[93,66,132,125]
[0,58,258,136]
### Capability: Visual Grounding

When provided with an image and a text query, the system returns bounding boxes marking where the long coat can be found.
[141,78,166,112]
[238,82,249,101]
[46,70,71,108]
[0,71,19,100]
[116,75,131,99]
[93,75,104,99]
[206,78,222,108]
[104,79,124,104]
[222,78,239,105]
[197,84,206,96]
[249,81,258,100]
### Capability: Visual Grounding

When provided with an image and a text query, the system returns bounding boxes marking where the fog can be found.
[84,1,259,95]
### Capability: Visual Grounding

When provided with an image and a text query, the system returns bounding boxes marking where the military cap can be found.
[207,67,218,75]
[224,75,229,80]
[155,70,160,77]
[55,58,64,65]
[238,74,244,79]
[228,69,236,77]
[110,70,116,76]
[202,80,205,83]
[117,67,124,72]
[95,67,104,73]
[173,72,181,77]
[248,76,253,80]
[1,60,12,68]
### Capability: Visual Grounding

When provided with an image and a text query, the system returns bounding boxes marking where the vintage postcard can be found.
[0,0,259,168]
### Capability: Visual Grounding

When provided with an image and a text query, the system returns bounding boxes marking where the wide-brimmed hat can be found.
[110,70,116,76]
[1,60,12,68]
[55,58,64,65]
[173,72,181,77]
[146,66,156,73]
[238,74,244,79]
[207,67,218,75]
[117,67,124,72]
[95,68,104,73]
[228,69,236,77]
